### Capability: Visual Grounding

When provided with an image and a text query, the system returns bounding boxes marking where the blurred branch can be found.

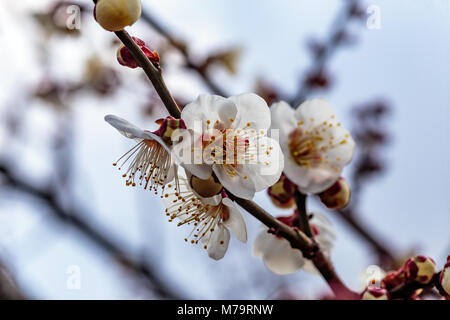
[339,208,396,268]
[0,164,181,299]
[0,260,26,300]
[140,9,228,97]
[290,0,365,106]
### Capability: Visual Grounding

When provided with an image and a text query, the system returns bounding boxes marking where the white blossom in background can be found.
[176,93,284,200]
[253,212,336,275]
[270,99,355,194]
[105,115,186,194]
[163,169,247,260]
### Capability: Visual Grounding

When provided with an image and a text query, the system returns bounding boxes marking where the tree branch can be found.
[114,30,181,118]
[0,164,181,300]
[339,208,397,268]
[0,260,26,300]
[293,190,313,237]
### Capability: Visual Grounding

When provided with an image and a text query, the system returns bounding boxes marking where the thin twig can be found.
[114,30,181,118]
[339,208,397,268]
[293,190,313,238]
[290,0,361,106]
[292,191,357,298]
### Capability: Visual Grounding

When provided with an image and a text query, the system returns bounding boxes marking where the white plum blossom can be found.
[163,169,247,260]
[270,99,355,194]
[105,115,185,194]
[176,93,284,200]
[253,212,336,275]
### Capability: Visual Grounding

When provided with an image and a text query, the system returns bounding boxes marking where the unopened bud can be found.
[94,0,141,32]
[152,116,186,144]
[381,269,406,291]
[117,37,159,69]
[361,286,389,300]
[267,174,296,208]
[190,175,223,198]
[404,255,436,284]
[318,177,351,210]
[439,257,450,297]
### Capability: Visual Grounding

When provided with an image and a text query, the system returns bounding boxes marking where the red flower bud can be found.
[404,255,436,284]
[117,37,160,69]
[381,269,406,292]
[267,174,297,208]
[318,177,351,210]
[438,256,450,298]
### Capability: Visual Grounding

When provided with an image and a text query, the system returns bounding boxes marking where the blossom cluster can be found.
[94,1,449,300]
[105,92,355,265]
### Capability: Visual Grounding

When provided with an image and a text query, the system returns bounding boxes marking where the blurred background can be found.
[0,0,449,299]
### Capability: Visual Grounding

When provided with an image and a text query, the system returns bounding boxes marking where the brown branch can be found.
[292,191,357,298]
[339,208,397,268]
[229,194,357,299]
[114,30,181,118]
[0,260,26,300]
[293,190,313,237]
[228,194,316,256]
[0,164,181,300]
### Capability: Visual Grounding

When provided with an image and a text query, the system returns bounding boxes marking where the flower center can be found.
[289,128,323,168]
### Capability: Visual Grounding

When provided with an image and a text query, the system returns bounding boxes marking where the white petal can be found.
[322,126,356,168]
[251,136,284,188]
[252,227,271,257]
[270,101,297,146]
[182,163,212,180]
[295,99,336,128]
[222,198,247,243]
[262,234,305,275]
[207,224,230,260]
[212,164,256,200]
[301,260,320,274]
[181,94,235,131]
[283,155,339,194]
[311,212,336,252]
[230,93,271,130]
[105,115,145,139]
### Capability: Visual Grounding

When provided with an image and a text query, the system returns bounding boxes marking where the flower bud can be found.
[439,257,450,297]
[190,175,223,198]
[404,255,436,284]
[152,116,186,144]
[94,0,141,32]
[318,177,351,210]
[267,174,297,208]
[381,269,406,291]
[117,37,160,69]
[361,286,389,300]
